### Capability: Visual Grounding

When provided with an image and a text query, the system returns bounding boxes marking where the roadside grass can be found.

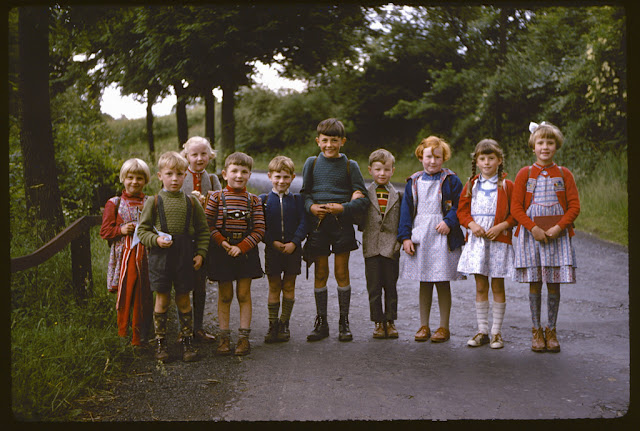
[10,228,140,421]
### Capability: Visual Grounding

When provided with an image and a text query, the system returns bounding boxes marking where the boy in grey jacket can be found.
[359,149,402,338]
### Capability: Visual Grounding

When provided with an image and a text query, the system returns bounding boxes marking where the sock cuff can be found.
[493,301,506,309]
[337,285,351,292]
[238,327,251,337]
[315,286,328,293]
[282,297,295,305]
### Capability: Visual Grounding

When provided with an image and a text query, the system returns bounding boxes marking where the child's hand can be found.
[468,221,486,238]
[403,239,415,256]
[531,226,548,243]
[325,203,344,215]
[226,245,241,257]
[120,222,136,236]
[485,222,508,241]
[272,240,285,252]
[282,242,296,254]
[351,190,365,201]
[157,235,173,248]
[311,204,329,220]
[193,254,203,270]
[435,221,450,235]
[545,225,563,240]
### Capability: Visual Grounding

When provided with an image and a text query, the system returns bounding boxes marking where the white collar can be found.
[188,166,205,175]
[272,188,290,197]
[478,174,498,184]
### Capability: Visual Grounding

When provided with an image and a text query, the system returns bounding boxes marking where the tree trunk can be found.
[174,81,189,148]
[220,81,236,161]
[493,8,510,142]
[204,87,216,171]
[18,6,65,239]
[146,94,155,158]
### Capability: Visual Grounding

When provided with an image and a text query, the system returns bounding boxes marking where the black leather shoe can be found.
[307,315,329,341]
[338,316,353,342]
[264,320,279,343]
[277,320,290,342]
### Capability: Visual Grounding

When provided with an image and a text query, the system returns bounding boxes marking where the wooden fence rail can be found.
[11,215,102,302]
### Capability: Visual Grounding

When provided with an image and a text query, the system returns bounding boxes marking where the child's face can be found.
[157,166,186,192]
[476,153,502,179]
[222,163,251,190]
[534,137,557,166]
[421,146,444,174]
[185,142,211,172]
[268,170,294,194]
[123,172,147,196]
[368,160,395,186]
[316,134,346,159]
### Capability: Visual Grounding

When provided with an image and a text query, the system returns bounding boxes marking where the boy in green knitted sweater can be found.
[138,151,210,362]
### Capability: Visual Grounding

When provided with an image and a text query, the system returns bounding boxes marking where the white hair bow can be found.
[528,121,548,133]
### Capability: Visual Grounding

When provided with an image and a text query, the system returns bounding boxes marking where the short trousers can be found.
[264,244,302,276]
[207,244,263,282]
[304,213,358,258]
[148,234,195,294]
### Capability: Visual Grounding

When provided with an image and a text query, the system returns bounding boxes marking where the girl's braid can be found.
[497,163,504,189]
[466,155,477,197]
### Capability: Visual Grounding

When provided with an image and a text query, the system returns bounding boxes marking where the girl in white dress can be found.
[457,139,516,349]
[398,136,465,343]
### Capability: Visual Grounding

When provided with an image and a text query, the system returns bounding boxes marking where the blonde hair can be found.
[466,139,505,197]
[415,136,451,161]
[528,122,564,149]
[268,155,295,175]
[157,151,188,172]
[119,158,151,183]
[368,148,395,166]
[181,136,217,159]
[224,152,253,170]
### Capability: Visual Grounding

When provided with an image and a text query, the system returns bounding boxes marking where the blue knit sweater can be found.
[300,153,369,220]
[259,191,308,247]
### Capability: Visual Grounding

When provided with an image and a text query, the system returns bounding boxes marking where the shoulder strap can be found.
[184,194,193,235]
[155,195,170,233]
[113,196,121,220]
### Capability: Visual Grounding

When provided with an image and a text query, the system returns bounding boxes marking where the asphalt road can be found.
[81,173,630,422]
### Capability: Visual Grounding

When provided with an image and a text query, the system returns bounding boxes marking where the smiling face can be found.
[185,142,211,172]
[476,152,502,179]
[123,172,147,196]
[534,137,557,166]
[268,170,294,194]
[368,160,395,186]
[316,134,346,159]
[157,166,186,192]
[421,146,444,175]
[222,163,252,190]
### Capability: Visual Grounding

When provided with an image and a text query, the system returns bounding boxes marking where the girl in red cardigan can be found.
[511,122,580,353]
[100,158,153,347]
[457,139,516,349]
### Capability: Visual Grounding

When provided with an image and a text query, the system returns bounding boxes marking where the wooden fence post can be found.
[70,227,93,302]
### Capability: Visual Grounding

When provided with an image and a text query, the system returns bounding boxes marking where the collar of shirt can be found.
[421,171,442,181]
[478,174,498,184]
[188,166,205,175]
[272,188,290,198]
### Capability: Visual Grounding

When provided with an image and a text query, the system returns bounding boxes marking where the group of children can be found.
[100,118,579,362]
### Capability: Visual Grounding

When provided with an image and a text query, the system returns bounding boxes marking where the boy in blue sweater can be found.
[301,118,369,342]
[259,156,308,343]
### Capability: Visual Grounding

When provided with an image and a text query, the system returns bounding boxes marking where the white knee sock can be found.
[491,301,506,335]
[476,300,490,334]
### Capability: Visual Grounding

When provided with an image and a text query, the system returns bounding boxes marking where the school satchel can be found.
[533,215,563,231]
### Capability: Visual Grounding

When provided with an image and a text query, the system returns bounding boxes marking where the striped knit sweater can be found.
[205,186,265,254]
[137,190,210,258]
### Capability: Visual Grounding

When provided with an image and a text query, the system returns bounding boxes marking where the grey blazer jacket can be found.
[361,181,402,259]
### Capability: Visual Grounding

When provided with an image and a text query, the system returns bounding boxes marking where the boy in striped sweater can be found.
[205,152,265,356]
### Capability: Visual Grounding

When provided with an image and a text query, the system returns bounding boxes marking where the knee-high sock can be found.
[337,285,351,317]
[314,286,328,316]
[547,293,560,329]
[529,293,542,328]
[475,300,490,334]
[491,301,506,335]
[280,298,295,322]
[267,302,280,323]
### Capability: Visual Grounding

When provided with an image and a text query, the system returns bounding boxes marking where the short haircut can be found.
[157,151,189,172]
[528,122,564,149]
[368,148,395,166]
[181,136,217,159]
[224,152,253,170]
[317,118,346,138]
[268,155,295,175]
[120,158,151,183]
[415,136,452,161]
